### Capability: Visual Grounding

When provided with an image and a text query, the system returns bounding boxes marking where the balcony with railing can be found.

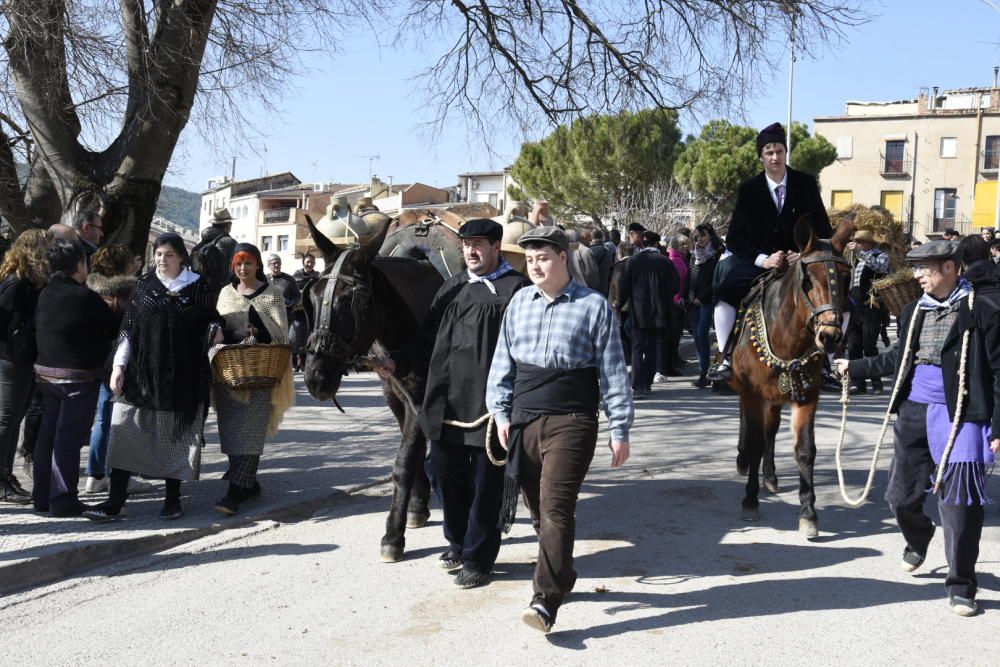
[261,207,295,224]
[926,213,971,235]
[880,151,910,177]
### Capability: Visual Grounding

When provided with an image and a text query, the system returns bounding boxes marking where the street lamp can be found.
[781,2,801,167]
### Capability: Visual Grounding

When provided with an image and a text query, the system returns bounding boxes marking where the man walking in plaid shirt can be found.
[486,226,633,633]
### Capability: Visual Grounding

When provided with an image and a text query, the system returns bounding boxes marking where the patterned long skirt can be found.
[106,400,203,481]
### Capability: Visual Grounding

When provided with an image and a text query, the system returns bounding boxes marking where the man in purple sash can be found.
[836,240,1000,617]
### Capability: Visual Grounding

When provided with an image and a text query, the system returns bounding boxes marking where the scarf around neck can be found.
[917,277,971,311]
[466,258,514,295]
[693,243,717,265]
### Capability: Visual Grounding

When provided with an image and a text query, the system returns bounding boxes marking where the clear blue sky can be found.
[165,0,1000,194]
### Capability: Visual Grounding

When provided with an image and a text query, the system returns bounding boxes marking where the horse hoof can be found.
[763,477,780,494]
[740,506,760,522]
[799,518,819,539]
[736,455,749,476]
[406,512,430,529]
[380,544,404,563]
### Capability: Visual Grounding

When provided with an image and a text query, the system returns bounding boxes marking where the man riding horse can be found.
[708,122,833,383]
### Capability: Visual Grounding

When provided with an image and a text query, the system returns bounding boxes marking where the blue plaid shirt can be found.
[486,279,634,441]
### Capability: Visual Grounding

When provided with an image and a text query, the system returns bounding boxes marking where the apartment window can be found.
[278,235,289,252]
[488,193,498,209]
[880,190,904,222]
[831,190,853,210]
[940,137,958,158]
[933,188,957,231]
[835,136,853,159]
[984,135,1000,171]
[883,140,907,174]
[261,236,273,252]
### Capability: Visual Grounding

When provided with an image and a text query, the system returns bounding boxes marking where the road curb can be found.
[0,475,392,597]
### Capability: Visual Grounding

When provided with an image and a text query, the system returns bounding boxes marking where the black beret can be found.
[459,218,503,243]
[627,222,646,233]
[756,122,787,155]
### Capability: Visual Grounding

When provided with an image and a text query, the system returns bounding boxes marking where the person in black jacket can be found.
[619,231,679,397]
[0,229,51,503]
[845,230,890,395]
[33,240,118,516]
[688,224,724,388]
[835,240,1000,618]
[708,123,832,382]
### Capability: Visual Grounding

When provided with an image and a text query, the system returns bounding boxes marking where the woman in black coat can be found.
[33,240,118,516]
[0,229,51,503]
[689,224,725,388]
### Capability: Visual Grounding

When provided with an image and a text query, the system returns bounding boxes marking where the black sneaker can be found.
[521,603,554,633]
[50,500,92,517]
[83,501,127,522]
[160,501,184,520]
[948,594,979,617]
[438,549,462,570]
[0,480,31,505]
[455,568,491,589]
[6,474,29,496]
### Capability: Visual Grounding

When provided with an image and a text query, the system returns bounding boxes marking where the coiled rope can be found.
[834,289,974,504]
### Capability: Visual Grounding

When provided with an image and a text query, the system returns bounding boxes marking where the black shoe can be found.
[521,603,554,633]
[693,373,709,389]
[706,361,732,382]
[0,480,31,505]
[633,388,647,400]
[50,500,91,518]
[849,385,866,395]
[6,474,29,496]
[160,501,184,520]
[711,380,735,395]
[438,549,462,570]
[83,501,127,522]
[872,382,884,395]
[455,568,491,589]
[901,545,927,573]
[215,495,239,516]
[949,594,979,617]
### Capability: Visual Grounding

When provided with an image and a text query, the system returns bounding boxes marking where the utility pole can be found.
[784,4,799,166]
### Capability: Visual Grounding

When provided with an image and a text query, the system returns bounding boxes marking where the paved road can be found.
[1,369,998,664]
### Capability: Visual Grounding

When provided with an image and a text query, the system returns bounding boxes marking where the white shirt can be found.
[113,268,202,367]
[755,171,789,268]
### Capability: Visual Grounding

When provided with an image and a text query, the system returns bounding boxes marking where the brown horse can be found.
[730,217,853,537]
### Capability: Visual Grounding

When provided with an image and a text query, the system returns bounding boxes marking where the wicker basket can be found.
[212,341,291,390]
[872,270,922,317]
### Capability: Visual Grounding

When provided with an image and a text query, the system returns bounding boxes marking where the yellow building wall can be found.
[880,191,904,221]
[831,190,854,210]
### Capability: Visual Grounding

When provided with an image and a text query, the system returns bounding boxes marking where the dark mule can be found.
[730,217,853,537]
[303,217,444,562]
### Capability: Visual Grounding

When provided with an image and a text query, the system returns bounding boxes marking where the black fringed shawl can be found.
[117,272,221,435]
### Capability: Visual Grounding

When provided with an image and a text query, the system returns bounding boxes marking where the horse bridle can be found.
[306,249,372,363]
[796,251,849,330]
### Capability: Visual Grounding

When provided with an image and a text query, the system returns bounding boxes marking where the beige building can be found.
[814,83,1000,240]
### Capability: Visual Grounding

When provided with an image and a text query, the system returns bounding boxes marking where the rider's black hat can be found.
[757,122,787,155]
[459,218,503,243]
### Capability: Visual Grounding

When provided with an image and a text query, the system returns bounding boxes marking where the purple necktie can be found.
[775,184,785,212]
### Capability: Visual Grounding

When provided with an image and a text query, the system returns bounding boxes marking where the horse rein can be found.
[306,249,372,366]
[797,251,849,331]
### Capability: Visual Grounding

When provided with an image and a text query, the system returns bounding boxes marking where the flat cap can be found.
[905,239,956,262]
[627,222,646,233]
[459,218,503,243]
[517,225,569,252]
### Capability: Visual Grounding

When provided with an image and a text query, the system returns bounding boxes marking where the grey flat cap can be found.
[517,225,569,252]
[906,239,956,262]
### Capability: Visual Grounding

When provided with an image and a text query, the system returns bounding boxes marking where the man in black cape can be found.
[708,122,832,382]
[417,218,530,588]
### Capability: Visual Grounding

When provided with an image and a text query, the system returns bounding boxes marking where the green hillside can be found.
[156,185,201,231]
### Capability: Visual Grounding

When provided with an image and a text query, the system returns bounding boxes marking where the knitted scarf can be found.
[917,277,971,312]
[693,242,718,266]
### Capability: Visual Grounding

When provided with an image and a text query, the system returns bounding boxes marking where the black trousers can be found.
[887,400,984,599]
[630,326,662,391]
[425,439,506,573]
[33,380,101,513]
[846,305,883,389]
[519,413,598,620]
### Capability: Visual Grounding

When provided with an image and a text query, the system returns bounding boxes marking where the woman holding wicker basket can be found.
[210,243,294,515]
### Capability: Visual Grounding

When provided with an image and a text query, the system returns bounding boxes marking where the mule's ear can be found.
[356,219,389,267]
[794,214,816,255]
[306,214,341,263]
[831,219,854,255]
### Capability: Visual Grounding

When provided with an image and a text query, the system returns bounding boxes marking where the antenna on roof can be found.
[356,154,380,180]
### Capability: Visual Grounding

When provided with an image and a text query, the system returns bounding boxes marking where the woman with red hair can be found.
[211,243,294,515]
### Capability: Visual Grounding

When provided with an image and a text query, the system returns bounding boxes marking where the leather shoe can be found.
[706,361,732,382]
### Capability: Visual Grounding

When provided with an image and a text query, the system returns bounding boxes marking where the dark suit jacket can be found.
[726,167,832,264]
[619,250,678,329]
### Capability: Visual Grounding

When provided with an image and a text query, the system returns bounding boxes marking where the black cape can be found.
[418,269,530,446]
